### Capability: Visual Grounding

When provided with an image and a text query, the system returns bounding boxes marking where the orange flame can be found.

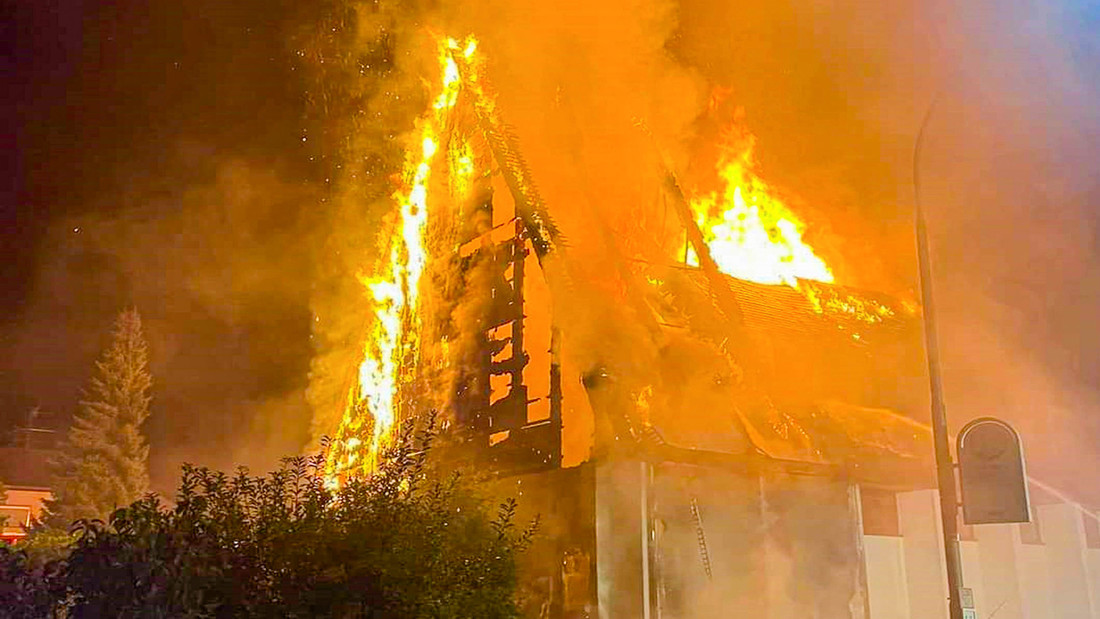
[325,36,479,485]
[682,124,906,331]
[687,129,833,287]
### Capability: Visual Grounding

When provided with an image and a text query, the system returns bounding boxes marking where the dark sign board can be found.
[957,418,1030,525]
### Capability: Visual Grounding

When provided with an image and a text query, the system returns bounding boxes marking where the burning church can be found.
[319,35,939,618]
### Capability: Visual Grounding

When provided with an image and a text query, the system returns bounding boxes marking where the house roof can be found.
[634,263,934,480]
[677,267,917,343]
[0,447,55,489]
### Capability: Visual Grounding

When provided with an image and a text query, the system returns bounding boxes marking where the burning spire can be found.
[324,36,479,484]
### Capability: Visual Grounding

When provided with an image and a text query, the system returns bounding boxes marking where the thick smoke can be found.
[303,0,1100,502]
[301,0,436,446]
[788,0,1100,503]
[433,0,707,405]
[7,0,346,491]
[470,0,1100,501]
[16,158,319,490]
[773,1,1096,504]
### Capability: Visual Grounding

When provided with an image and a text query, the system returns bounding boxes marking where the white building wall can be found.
[896,489,949,619]
[1017,541,1052,619]
[974,523,1026,619]
[959,540,987,617]
[1087,549,1100,619]
[1039,503,1093,619]
[860,489,1099,619]
[864,535,910,619]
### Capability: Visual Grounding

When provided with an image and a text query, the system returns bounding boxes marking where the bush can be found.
[0,542,67,618]
[2,425,533,618]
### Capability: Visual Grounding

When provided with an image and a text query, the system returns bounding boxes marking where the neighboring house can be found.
[0,427,57,544]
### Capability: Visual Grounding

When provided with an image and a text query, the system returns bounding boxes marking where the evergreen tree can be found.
[46,308,152,526]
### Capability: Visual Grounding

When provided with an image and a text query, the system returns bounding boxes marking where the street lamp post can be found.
[913,96,966,619]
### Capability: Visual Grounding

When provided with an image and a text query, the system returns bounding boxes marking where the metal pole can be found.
[913,95,965,619]
[640,461,652,619]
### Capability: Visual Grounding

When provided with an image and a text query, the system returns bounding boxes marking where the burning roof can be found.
[654,269,914,343]
[322,31,935,488]
[626,263,934,481]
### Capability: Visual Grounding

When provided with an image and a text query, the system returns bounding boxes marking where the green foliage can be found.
[4,423,532,618]
[18,527,78,569]
[46,308,153,526]
[0,543,68,618]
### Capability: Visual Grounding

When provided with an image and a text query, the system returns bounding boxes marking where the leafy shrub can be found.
[2,424,533,618]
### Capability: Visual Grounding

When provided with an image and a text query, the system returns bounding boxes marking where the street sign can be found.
[957,418,1030,524]
[959,588,974,609]
[960,587,976,618]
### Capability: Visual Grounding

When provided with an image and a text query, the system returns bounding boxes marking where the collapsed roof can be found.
[451,57,935,485]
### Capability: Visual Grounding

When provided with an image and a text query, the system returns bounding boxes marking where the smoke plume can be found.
[301,0,1100,503]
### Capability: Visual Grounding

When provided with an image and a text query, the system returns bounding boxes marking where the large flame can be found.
[325,36,478,484]
[683,125,904,331]
[688,130,834,287]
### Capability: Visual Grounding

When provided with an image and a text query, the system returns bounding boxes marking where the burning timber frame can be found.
[369,40,938,617]
[451,214,564,475]
[438,135,934,617]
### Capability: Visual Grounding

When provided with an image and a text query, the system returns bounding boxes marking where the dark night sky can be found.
[3,0,322,487]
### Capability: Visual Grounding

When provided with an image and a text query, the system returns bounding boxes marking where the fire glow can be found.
[687,131,834,288]
[324,36,478,484]
[680,125,900,327]
[324,33,897,483]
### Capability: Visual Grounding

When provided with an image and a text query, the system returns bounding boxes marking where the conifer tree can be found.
[46,308,152,526]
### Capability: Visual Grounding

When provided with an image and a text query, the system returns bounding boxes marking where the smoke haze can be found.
[427,0,1100,500]
[4,0,322,491]
[6,0,1099,502]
